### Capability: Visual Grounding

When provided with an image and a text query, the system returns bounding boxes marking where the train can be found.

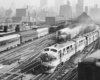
[56,23,96,43]
[0,27,51,52]
[78,50,100,80]
[0,34,20,52]
[0,21,66,52]
[39,25,100,73]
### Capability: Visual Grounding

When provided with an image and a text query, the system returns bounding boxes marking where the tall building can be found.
[55,0,65,14]
[11,1,16,16]
[12,8,29,22]
[85,6,88,14]
[6,8,12,18]
[90,4,100,20]
[59,0,72,20]
[76,0,84,17]
[71,0,77,18]
[40,0,48,9]
[0,7,5,17]
[16,8,28,17]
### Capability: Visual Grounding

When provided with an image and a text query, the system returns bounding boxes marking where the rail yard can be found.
[0,12,100,80]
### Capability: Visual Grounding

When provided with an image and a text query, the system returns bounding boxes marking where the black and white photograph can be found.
[0,0,100,80]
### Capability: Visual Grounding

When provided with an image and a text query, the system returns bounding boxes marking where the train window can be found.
[63,48,66,55]
[8,38,18,44]
[0,41,6,46]
[67,46,69,50]
[51,49,57,52]
[59,50,61,54]
[67,46,72,53]
[70,45,74,50]
[44,48,49,51]
[63,48,65,52]
[66,47,67,50]
[70,45,72,48]
[59,50,62,57]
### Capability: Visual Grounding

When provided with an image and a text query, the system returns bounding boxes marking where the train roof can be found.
[50,41,75,50]
[0,34,20,42]
[73,36,85,41]
[0,32,13,35]
[58,27,70,32]
[37,27,48,31]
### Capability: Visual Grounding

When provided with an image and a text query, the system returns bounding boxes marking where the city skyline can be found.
[0,0,100,9]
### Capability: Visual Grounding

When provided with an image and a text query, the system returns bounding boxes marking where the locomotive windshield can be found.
[40,53,56,62]
[44,48,49,51]
[51,49,57,52]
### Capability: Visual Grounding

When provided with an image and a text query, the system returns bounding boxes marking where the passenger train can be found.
[39,25,100,73]
[0,22,66,52]
[0,34,20,52]
[56,23,96,43]
[0,27,50,52]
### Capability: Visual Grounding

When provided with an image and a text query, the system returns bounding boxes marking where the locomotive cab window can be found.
[63,48,65,52]
[67,45,72,53]
[67,46,69,50]
[70,45,74,50]
[59,50,61,54]
[44,48,49,51]
[51,49,57,52]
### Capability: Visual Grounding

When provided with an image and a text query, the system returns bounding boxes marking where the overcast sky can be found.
[0,0,99,9]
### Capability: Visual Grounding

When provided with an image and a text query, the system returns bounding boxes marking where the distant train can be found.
[0,23,66,52]
[0,34,20,52]
[0,27,50,52]
[39,25,100,73]
[56,23,96,43]
[78,50,100,80]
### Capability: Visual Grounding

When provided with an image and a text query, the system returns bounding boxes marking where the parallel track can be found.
[0,33,55,64]
[0,34,55,80]
[36,39,98,80]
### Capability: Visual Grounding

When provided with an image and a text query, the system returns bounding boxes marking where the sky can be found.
[0,0,99,9]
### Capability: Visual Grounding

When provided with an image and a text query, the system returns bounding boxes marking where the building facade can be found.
[59,0,72,20]
[76,0,84,17]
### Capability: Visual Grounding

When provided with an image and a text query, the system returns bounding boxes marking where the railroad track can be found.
[35,39,98,80]
[0,33,98,80]
[0,36,55,80]
[1,39,47,65]
[0,33,55,64]
[56,39,98,80]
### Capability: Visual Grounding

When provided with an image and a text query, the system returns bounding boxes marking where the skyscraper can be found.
[85,6,88,14]
[40,0,48,9]
[6,8,12,17]
[76,0,84,17]
[55,0,65,14]
[59,0,72,19]
[90,4,100,20]
[11,1,16,16]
